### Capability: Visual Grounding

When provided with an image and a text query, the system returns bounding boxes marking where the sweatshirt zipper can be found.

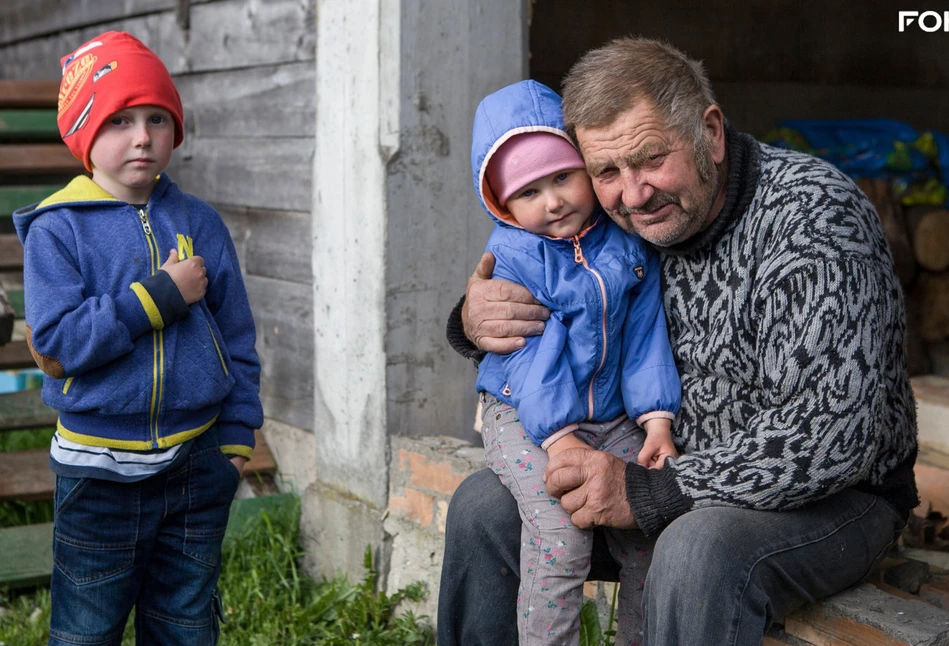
[138,207,164,448]
[572,235,609,419]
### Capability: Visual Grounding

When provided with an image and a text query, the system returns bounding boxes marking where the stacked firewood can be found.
[856,179,949,377]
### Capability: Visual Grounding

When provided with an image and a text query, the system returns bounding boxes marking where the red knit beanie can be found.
[57,31,184,171]
[486,132,586,205]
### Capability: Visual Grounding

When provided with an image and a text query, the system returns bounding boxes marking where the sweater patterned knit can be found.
[448,127,919,537]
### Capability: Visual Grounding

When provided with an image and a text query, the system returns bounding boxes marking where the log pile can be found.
[855,179,949,376]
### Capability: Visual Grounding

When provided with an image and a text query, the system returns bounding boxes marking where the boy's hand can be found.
[637,418,678,470]
[161,248,207,304]
[546,432,591,458]
[230,455,248,476]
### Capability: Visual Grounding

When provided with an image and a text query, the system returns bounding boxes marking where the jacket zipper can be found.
[572,235,609,418]
[138,207,164,447]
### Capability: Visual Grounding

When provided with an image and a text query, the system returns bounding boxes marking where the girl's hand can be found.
[637,418,679,469]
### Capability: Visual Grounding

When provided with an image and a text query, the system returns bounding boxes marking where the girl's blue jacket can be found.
[471,80,681,447]
[13,174,263,458]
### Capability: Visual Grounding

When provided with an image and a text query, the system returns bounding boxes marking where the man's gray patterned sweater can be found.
[447,128,919,537]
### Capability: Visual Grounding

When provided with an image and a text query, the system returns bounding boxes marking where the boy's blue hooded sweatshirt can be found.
[13,174,263,458]
[472,80,681,448]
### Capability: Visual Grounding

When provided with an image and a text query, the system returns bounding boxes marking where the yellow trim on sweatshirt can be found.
[57,419,154,450]
[38,175,119,208]
[206,321,229,376]
[220,444,253,459]
[56,415,219,451]
[156,415,217,448]
[130,282,165,330]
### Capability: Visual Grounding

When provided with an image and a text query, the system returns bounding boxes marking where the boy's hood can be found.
[471,80,580,227]
[13,174,169,244]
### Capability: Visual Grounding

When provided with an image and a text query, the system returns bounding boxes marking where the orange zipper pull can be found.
[572,236,584,263]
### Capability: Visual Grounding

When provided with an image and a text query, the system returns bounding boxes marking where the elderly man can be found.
[438,37,917,645]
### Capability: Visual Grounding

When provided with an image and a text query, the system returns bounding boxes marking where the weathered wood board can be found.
[0,80,58,108]
[0,185,63,217]
[0,429,276,503]
[0,285,12,346]
[168,137,313,212]
[0,110,59,141]
[244,276,313,432]
[0,341,33,370]
[0,0,185,45]
[0,234,24,271]
[0,144,83,175]
[173,62,315,139]
[0,522,54,589]
[0,389,56,432]
[0,0,314,79]
[217,204,311,285]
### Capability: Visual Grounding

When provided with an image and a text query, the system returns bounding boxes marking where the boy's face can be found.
[505,168,597,238]
[89,105,175,204]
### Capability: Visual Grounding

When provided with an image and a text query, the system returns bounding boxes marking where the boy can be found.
[468,80,682,645]
[13,31,263,645]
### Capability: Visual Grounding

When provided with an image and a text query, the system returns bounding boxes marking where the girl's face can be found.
[505,168,597,238]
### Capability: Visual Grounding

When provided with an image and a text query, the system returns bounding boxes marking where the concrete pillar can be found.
[308,0,529,581]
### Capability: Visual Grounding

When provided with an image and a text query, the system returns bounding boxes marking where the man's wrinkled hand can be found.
[545,448,638,530]
[462,252,549,355]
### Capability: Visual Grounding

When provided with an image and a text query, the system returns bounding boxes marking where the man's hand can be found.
[545,449,637,530]
[161,249,207,305]
[462,252,549,354]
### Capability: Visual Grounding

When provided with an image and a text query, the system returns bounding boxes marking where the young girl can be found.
[471,79,681,645]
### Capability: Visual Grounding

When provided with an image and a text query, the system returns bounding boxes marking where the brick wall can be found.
[384,435,483,624]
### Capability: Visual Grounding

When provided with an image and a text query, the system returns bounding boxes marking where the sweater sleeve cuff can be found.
[219,422,256,459]
[129,271,190,330]
[446,295,486,364]
[113,289,156,339]
[540,424,580,450]
[636,411,677,427]
[625,462,693,537]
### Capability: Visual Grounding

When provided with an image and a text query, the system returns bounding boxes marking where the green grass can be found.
[579,582,620,646]
[0,427,55,529]
[0,496,435,645]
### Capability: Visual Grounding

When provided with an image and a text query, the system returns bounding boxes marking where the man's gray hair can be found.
[562,37,718,179]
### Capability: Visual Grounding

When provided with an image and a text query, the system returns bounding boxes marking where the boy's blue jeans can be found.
[48,426,240,646]
[437,468,905,646]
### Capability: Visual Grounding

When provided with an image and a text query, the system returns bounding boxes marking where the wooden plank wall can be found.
[0,0,316,432]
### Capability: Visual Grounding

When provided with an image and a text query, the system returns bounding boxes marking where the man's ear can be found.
[703,105,726,165]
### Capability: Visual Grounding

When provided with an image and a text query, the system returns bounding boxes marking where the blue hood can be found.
[471,80,581,227]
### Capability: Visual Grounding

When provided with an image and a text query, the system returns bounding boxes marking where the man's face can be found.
[576,102,723,247]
